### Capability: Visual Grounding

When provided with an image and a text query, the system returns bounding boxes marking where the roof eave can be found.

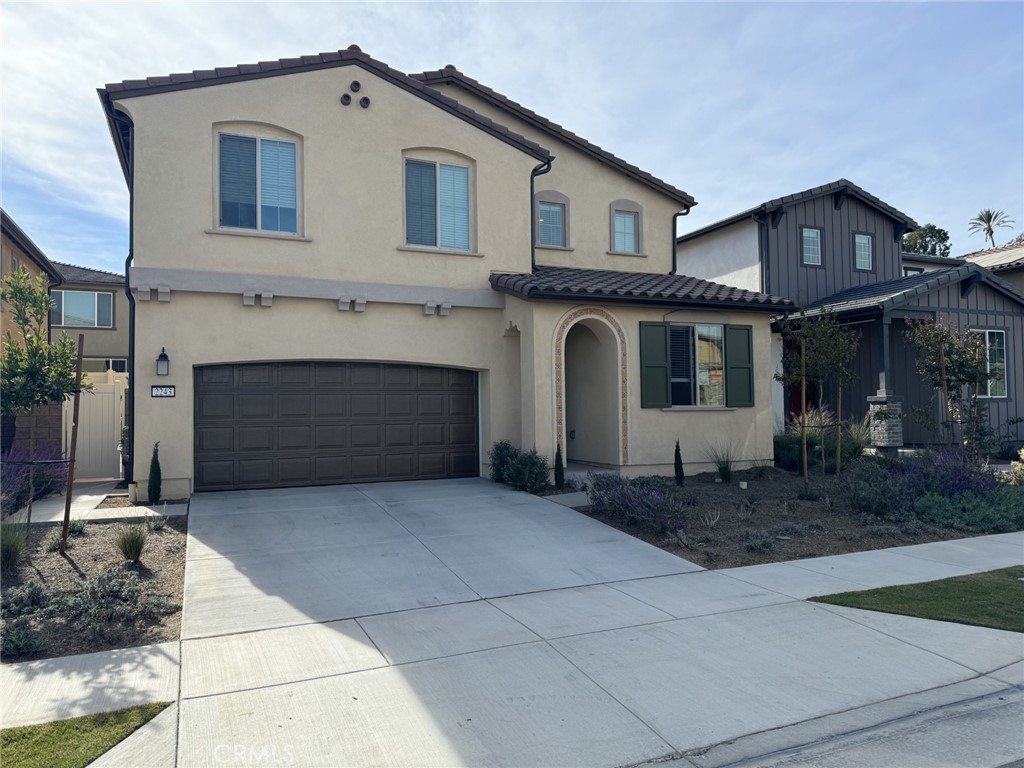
[506,287,789,313]
[0,210,62,283]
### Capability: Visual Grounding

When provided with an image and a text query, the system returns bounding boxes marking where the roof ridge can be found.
[53,260,124,278]
[411,67,696,208]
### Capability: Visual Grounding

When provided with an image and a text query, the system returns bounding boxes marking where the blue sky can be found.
[2,1,1021,273]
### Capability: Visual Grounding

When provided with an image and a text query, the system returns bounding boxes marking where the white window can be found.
[50,290,113,328]
[405,159,471,250]
[609,199,643,254]
[82,358,128,374]
[801,227,823,266]
[539,202,566,247]
[670,324,725,406]
[903,266,925,277]
[218,133,298,234]
[854,233,873,270]
[976,329,1007,398]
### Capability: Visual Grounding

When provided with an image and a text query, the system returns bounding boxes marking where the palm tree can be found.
[968,209,1015,248]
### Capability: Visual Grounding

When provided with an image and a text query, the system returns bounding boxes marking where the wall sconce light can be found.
[156,348,170,376]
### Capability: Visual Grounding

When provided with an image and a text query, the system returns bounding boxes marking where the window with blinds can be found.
[539,202,566,247]
[405,159,470,250]
[219,134,297,234]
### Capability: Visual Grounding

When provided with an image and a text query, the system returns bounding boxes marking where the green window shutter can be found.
[725,324,754,407]
[640,322,671,408]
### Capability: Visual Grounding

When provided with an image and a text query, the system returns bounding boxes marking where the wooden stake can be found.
[800,337,808,484]
[836,383,844,476]
[59,335,84,555]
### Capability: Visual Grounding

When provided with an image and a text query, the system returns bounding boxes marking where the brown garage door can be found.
[193,362,478,490]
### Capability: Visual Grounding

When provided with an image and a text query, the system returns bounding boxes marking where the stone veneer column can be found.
[867,394,903,449]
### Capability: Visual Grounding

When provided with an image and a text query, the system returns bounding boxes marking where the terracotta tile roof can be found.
[98,45,553,183]
[490,267,793,311]
[412,66,696,208]
[53,261,124,286]
[677,179,919,243]
[800,262,1024,317]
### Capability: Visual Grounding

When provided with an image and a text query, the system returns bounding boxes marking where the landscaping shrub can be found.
[842,458,917,522]
[0,524,26,571]
[147,513,167,532]
[587,473,690,536]
[505,449,550,494]
[41,565,175,644]
[44,530,72,552]
[705,443,734,482]
[148,442,162,505]
[488,440,520,484]
[69,519,87,536]
[772,432,805,473]
[0,445,69,517]
[775,411,868,474]
[2,581,49,617]
[554,444,564,490]
[1009,448,1024,487]
[674,440,685,486]
[914,486,1024,533]
[114,524,148,563]
[1,618,47,658]
[743,531,774,553]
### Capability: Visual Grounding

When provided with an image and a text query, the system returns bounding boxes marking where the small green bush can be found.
[554,444,565,490]
[914,486,1024,533]
[44,530,72,553]
[743,531,774,553]
[0,524,26,571]
[1,581,49,617]
[505,449,550,494]
[69,519,87,536]
[705,443,734,482]
[146,513,167,532]
[587,473,690,536]
[674,441,685,486]
[488,440,520,484]
[148,442,162,505]
[114,525,148,563]
[1,618,47,658]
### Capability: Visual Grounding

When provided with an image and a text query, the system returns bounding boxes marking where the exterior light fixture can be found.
[156,348,170,376]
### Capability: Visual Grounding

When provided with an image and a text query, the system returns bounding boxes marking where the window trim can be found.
[403,156,475,253]
[50,289,115,329]
[903,266,925,277]
[213,124,304,237]
[975,328,1008,399]
[801,226,824,268]
[853,231,875,272]
[535,189,570,250]
[669,323,727,407]
[608,199,644,255]
[82,358,128,374]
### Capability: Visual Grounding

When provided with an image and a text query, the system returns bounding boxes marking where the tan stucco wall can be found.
[427,83,686,275]
[508,298,775,477]
[117,67,539,291]
[131,293,522,497]
[52,281,129,362]
[564,321,619,465]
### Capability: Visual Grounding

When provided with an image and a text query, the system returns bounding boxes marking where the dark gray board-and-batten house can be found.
[675,179,1024,449]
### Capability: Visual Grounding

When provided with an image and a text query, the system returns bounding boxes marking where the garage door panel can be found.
[195,363,478,490]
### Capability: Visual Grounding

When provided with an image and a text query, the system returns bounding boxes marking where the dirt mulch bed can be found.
[94,495,188,509]
[1,517,187,662]
[582,467,992,570]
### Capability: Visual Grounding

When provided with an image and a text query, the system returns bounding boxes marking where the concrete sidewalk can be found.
[5,479,187,524]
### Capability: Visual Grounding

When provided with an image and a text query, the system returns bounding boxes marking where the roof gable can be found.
[800,263,1024,318]
[412,67,696,208]
[0,209,62,283]
[677,179,919,244]
[98,46,553,184]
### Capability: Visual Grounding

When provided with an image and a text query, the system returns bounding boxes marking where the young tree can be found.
[905,320,991,455]
[1,268,84,532]
[901,224,951,258]
[776,311,860,478]
[968,209,1015,249]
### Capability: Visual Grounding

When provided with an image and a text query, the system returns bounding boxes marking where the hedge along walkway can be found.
[812,566,1024,633]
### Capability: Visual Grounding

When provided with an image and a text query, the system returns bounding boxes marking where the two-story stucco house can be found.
[98,45,792,499]
[676,180,1024,448]
[50,262,130,375]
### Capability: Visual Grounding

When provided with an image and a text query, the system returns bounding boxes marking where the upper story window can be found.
[216,126,301,235]
[405,159,471,251]
[903,266,925,277]
[609,199,643,255]
[801,227,823,266]
[854,233,874,271]
[50,290,113,328]
[976,329,1007,398]
[535,190,570,249]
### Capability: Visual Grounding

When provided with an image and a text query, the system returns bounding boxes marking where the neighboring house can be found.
[677,181,1024,448]
[97,45,791,499]
[961,241,1024,293]
[900,252,963,276]
[51,262,130,374]
[0,209,64,455]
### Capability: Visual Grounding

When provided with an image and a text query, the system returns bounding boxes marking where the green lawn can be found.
[0,702,170,768]
[812,566,1024,633]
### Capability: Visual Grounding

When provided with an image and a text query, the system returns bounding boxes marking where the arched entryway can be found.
[555,308,628,467]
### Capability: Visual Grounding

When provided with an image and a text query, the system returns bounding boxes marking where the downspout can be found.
[670,206,692,275]
[46,271,63,344]
[106,105,136,485]
[530,159,553,272]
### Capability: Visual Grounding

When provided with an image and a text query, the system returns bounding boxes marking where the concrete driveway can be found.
[177,479,1023,767]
